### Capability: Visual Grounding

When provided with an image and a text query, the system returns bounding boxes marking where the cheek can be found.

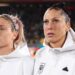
[43,26,48,34]
[0,34,13,45]
[43,29,47,37]
[0,30,15,46]
[3,32,14,41]
[56,26,67,38]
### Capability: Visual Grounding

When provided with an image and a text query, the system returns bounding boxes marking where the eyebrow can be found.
[0,25,10,27]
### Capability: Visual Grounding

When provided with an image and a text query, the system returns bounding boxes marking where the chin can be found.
[48,38,57,43]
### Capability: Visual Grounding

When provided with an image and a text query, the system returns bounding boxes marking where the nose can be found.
[46,21,53,30]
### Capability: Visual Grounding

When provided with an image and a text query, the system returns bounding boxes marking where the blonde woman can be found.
[0,14,34,75]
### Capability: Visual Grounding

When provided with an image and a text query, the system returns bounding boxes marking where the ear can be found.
[66,22,71,31]
[13,31,18,40]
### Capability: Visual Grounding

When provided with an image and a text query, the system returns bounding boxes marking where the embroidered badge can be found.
[62,67,69,72]
[38,63,45,74]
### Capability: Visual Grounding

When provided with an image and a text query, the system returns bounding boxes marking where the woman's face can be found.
[0,18,17,48]
[43,9,70,43]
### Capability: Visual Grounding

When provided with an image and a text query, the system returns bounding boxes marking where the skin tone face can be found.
[43,9,70,48]
[0,17,18,55]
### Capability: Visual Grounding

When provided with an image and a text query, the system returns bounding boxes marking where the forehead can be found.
[43,9,65,20]
[0,17,12,26]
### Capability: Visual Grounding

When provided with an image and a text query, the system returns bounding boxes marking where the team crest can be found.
[38,63,45,74]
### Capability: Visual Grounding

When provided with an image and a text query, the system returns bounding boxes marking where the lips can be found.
[47,33,54,37]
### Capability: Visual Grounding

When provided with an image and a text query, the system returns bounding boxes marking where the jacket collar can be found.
[0,43,30,60]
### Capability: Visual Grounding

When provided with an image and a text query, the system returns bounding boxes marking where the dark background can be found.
[0,1,75,46]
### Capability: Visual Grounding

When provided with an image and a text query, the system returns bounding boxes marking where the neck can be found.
[49,35,67,48]
[0,45,14,55]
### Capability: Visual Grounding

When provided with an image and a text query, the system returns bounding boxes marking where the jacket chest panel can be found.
[35,52,75,75]
[0,59,23,75]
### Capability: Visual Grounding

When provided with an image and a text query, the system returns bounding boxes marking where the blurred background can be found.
[0,1,75,51]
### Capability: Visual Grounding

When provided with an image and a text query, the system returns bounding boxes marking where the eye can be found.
[43,20,49,24]
[52,19,60,23]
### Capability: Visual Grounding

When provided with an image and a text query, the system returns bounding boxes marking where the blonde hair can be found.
[0,14,26,47]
